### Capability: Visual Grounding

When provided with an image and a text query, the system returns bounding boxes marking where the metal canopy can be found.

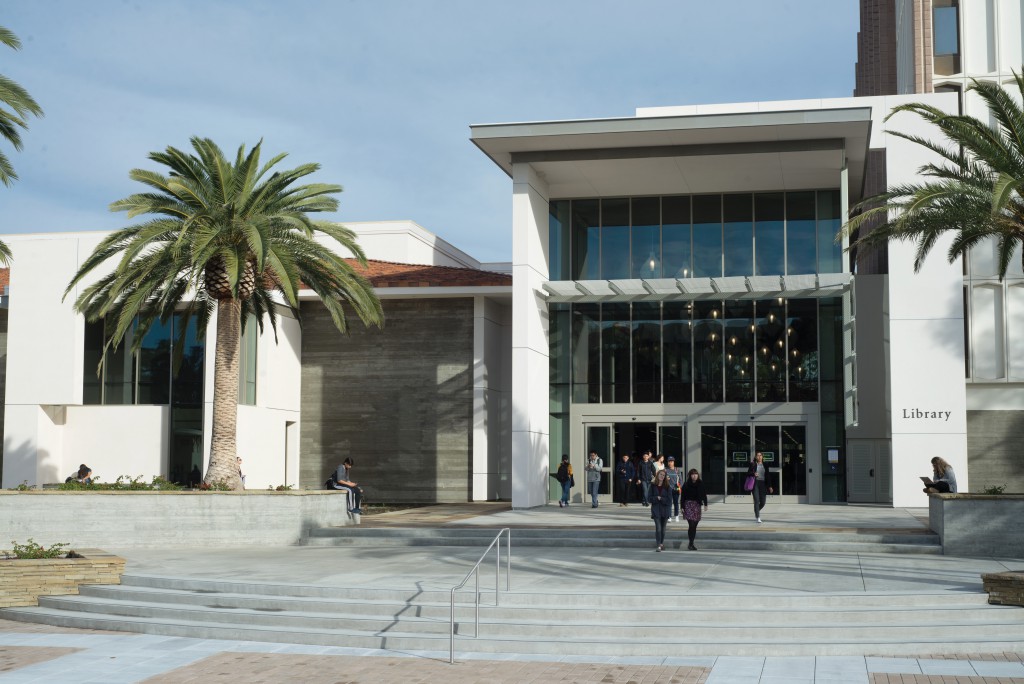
[541,274,852,303]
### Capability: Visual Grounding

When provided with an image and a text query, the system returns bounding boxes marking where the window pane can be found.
[724,301,754,401]
[786,192,817,275]
[756,299,787,402]
[83,320,104,405]
[692,195,722,278]
[753,425,781,493]
[601,198,630,280]
[601,303,631,402]
[934,4,959,56]
[723,194,753,277]
[137,317,171,405]
[816,191,843,274]
[548,200,571,280]
[701,425,725,495]
[755,193,785,276]
[782,424,807,496]
[237,314,257,405]
[726,425,752,495]
[659,425,683,464]
[632,302,661,403]
[630,197,661,278]
[572,200,600,280]
[169,313,205,487]
[549,303,571,386]
[103,318,135,405]
[663,301,692,403]
[693,301,723,402]
[172,314,205,407]
[662,196,691,278]
[571,304,601,403]
[787,299,819,401]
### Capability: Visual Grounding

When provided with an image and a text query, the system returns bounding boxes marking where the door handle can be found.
[869,469,874,477]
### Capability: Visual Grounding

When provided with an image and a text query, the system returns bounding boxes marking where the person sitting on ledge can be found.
[922,456,957,494]
[330,457,363,514]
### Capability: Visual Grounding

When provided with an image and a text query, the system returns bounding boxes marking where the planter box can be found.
[929,493,1024,557]
[0,490,354,549]
[0,549,125,608]
[982,571,1024,607]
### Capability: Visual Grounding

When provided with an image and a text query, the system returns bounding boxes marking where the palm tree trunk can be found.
[205,297,243,490]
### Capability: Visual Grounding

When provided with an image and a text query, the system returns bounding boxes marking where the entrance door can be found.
[699,421,808,502]
[847,440,892,503]
[585,424,613,500]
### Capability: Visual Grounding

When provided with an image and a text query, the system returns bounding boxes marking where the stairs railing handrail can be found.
[449,527,511,663]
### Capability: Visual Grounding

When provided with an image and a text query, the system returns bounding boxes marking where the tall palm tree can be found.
[0,25,44,265]
[844,73,1024,278]
[66,137,384,488]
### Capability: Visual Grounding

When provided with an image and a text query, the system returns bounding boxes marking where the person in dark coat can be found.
[647,469,672,551]
[746,451,773,523]
[614,453,635,506]
[680,468,709,550]
[637,451,656,507]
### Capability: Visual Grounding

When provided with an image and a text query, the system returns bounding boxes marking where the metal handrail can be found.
[449,527,511,663]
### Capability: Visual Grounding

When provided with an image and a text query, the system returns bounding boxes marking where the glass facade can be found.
[933,0,960,75]
[551,190,842,281]
[550,299,828,405]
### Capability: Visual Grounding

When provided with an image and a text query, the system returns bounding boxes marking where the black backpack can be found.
[556,463,569,484]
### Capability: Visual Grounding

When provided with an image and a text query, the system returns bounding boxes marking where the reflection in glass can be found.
[662,196,691,278]
[572,200,600,280]
[103,318,135,405]
[755,193,785,275]
[787,299,819,401]
[726,424,751,495]
[659,425,683,465]
[781,424,807,496]
[549,303,571,386]
[631,197,661,278]
[817,191,843,274]
[663,302,692,403]
[571,304,600,403]
[632,302,661,403]
[786,192,817,275]
[701,425,725,495]
[548,200,571,280]
[693,301,723,402]
[83,320,104,405]
[724,194,753,277]
[754,424,781,495]
[601,303,631,403]
[756,299,787,402]
[692,195,722,278]
[724,301,754,401]
[601,199,630,280]
[169,313,205,486]
[138,317,172,405]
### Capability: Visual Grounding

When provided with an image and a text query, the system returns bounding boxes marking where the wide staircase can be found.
[3,572,1023,656]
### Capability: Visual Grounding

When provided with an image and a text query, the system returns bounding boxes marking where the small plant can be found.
[14,480,30,491]
[982,484,1007,495]
[198,480,232,491]
[4,538,70,560]
[274,484,293,491]
[57,475,183,491]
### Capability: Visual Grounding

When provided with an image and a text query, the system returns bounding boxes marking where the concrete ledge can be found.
[0,490,354,548]
[982,571,1024,606]
[929,493,1024,557]
[0,548,125,608]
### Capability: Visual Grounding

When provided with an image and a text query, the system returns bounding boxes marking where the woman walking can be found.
[680,469,709,550]
[647,469,672,551]
[664,457,683,522]
[746,452,773,523]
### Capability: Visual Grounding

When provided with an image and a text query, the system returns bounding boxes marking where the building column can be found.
[510,164,550,508]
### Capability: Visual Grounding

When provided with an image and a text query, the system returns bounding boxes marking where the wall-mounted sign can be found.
[826,447,840,464]
[760,451,776,463]
[731,451,749,465]
[899,408,952,421]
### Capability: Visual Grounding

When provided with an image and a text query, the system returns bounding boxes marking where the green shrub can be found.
[982,484,1007,495]
[4,538,70,560]
[57,475,183,491]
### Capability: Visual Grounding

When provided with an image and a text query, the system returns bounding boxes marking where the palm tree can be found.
[66,137,384,489]
[844,73,1024,278]
[0,25,44,264]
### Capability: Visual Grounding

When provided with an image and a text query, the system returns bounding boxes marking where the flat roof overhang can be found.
[471,108,872,202]
[542,273,851,303]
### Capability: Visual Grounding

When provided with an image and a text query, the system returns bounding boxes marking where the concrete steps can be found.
[4,573,1023,656]
[302,526,943,554]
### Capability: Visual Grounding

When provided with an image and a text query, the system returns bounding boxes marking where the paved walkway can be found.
[1,504,1023,682]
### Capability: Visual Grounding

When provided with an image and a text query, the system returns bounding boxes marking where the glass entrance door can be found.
[585,424,613,501]
[699,421,808,502]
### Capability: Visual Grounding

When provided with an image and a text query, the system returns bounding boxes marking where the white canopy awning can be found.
[541,274,852,303]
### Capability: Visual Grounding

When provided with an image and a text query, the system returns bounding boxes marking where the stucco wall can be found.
[299,298,474,503]
[967,410,1024,493]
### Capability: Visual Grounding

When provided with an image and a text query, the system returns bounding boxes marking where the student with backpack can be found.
[555,454,574,507]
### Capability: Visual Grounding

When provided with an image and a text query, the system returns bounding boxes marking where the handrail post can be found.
[474,570,480,637]
[447,528,511,664]
[449,588,456,664]
[505,529,511,591]
[495,537,500,606]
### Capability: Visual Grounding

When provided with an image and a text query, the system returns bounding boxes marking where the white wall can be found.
[62,406,169,482]
[472,296,512,500]
[337,220,482,269]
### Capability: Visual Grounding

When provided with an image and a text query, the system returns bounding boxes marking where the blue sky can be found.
[2,0,859,263]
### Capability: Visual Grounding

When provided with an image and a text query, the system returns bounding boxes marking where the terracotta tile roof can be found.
[322,259,511,289]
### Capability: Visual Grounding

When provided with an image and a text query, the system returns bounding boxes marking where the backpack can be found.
[324,476,336,490]
[555,463,570,484]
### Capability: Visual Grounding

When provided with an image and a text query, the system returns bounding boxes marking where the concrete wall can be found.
[1,491,353,548]
[0,309,6,479]
[299,298,475,503]
[967,410,1024,493]
[929,493,1024,557]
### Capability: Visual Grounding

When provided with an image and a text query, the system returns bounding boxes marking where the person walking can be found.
[615,453,635,506]
[747,451,773,523]
[647,469,672,551]
[638,451,656,508]
[680,468,709,550]
[585,450,602,508]
[664,457,683,522]
[555,454,574,507]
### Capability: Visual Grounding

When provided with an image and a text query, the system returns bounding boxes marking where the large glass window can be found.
[693,301,723,402]
[723,194,753,277]
[572,200,600,280]
[787,299,819,401]
[662,196,691,278]
[933,0,960,74]
[600,199,630,280]
[662,302,692,403]
[548,200,571,280]
[630,198,661,279]
[786,192,817,275]
[756,299,787,402]
[238,314,258,406]
[632,302,661,403]
[138,318,172,405]
[724,301,754,401]
[755,193,785,276]
[817,191,843,274]
[692,195,722,278]
[601,303,631,402]
[571,303,601,403]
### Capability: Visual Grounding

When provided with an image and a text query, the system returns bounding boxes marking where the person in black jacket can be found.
[614,453,635,506]
[746,451,773,523]
[647,468,673,551]
[637,451,656,507]
[680,468,709,550]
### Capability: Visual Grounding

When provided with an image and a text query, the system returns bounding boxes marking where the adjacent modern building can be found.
[2,0,1022,508]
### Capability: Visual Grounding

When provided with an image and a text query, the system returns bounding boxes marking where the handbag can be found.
[569,475,575,487]
[743,475,756,492]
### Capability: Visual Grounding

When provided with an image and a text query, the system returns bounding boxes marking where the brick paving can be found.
[0,645,81,674]
[871,676,1024,683]
[141,652,710,684]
